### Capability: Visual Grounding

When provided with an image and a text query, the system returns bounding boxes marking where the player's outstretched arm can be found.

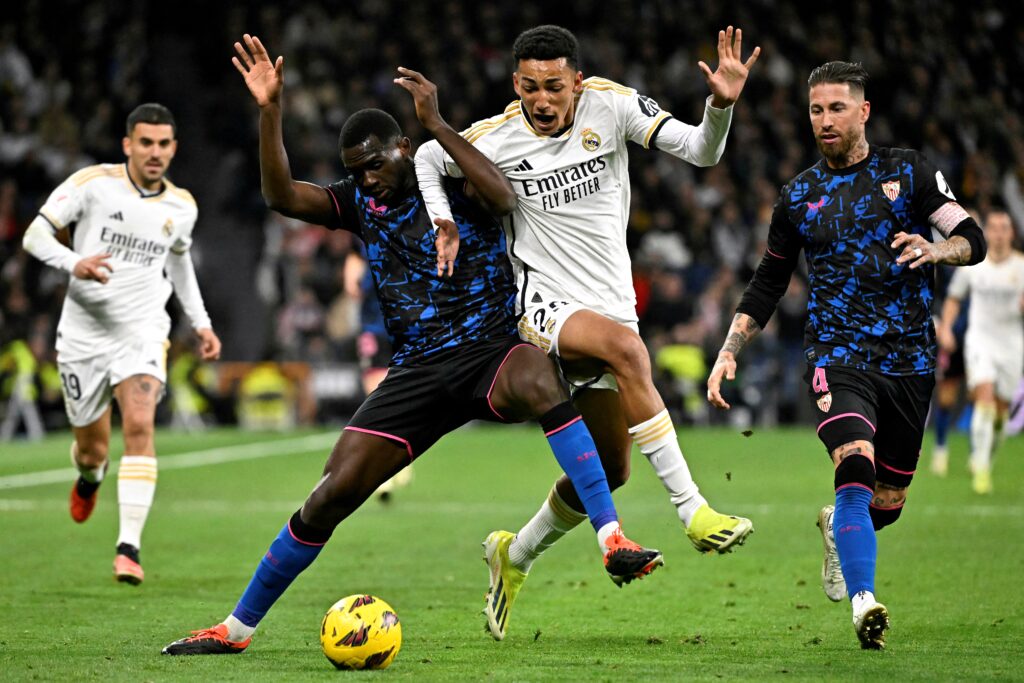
[707,313,762,410]
[395,68,516,216]
[699,26,761,109]
[936,295,962,353]
[232,34,333,225]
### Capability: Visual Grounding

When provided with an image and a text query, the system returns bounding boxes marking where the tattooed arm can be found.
[707,313,762,409]
[707,198,801,410]
[892,199,986,267]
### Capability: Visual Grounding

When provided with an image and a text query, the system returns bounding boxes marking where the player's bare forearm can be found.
[394,68,516,216]
[719,313,762,358]
[934,235,973,266]
[257,102,332,223]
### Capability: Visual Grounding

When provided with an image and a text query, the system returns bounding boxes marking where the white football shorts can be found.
[57,340,169,427]
[964,340,1023,402]
[516,297,638,392]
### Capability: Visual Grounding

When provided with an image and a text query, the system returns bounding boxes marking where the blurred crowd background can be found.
[2,0,1022,434]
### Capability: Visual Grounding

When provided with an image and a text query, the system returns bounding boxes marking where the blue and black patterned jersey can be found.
[323,178,516,366]
[738,147,959,376]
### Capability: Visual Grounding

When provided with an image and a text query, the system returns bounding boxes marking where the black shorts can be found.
[937,347,965,381]
[356,331,392,371]
[346,336,536,460]
[805,365,935,488]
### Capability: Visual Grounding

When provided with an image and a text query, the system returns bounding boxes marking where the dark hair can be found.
[126,103,176,136]
[339,109,402,151]
[808,61,869,96]
[513,25,580,71]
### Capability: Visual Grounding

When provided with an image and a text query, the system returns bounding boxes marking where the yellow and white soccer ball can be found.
[320,595,402,670]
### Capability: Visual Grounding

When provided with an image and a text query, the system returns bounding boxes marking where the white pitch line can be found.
[0,432,339,491]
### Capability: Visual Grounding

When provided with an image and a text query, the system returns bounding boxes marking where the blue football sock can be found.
[934,406,951,447]
[231,512,329,627]
[540,402,618,531]
[834,484,876,599]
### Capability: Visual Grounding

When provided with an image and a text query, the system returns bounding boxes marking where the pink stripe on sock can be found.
[344,426,415,462]
[287,520,327,547]
[817,412,876,435]
[486,343,542,420]
[545,415,582,437]
[878,461,915,476]
[836,482,874,495]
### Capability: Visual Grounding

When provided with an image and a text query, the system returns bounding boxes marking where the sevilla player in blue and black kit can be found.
[162,35,662,656]
[706,61,985,649]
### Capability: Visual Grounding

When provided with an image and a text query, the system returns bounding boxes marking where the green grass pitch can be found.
[1,425,1021,681]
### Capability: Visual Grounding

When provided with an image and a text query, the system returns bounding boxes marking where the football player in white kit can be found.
[937,209,1024,494]
[415,25,759,639]
[21,104,221,584]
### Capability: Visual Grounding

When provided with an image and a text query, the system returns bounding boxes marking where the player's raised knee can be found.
[605,329,650,378]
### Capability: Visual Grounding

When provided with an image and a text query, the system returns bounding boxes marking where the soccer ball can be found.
[320,594,402,670]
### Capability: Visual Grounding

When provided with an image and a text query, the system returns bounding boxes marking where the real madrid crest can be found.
[581,128,601,152]
[816,391,833,413]
[163,218,174,237]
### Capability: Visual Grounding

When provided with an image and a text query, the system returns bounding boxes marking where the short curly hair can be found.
[338,109,402,152]
[512,25,580,71]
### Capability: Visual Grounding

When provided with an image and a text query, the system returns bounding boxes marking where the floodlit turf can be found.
[1,425,1021,681]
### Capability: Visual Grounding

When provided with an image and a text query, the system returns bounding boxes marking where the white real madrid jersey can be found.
[948,252,1024,356]
[422,77,732,322]
[38,163,198,360]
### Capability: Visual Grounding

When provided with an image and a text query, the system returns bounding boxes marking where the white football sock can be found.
[507,486,586,573]
[596,520,622,555]
[970,402,996,472]
[223,614,256,641]
[628,409,706,526]
[116,455,157,550]
[852,590,877,613]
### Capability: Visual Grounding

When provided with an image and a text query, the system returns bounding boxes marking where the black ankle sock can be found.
[116,543,140,563]
[75,477,101,499]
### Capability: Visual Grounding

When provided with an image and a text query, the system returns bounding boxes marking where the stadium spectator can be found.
[2,1,1022,428]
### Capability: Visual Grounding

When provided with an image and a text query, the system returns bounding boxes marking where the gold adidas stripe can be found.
[548,486,587,524]
[117,475,158,482]
[643,111,672,149]
[72,166,122,186]
[632,417,675,446]
[464,112,521,144]
[39,208,64,230]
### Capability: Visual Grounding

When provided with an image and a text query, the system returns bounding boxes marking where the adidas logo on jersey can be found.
[109,211,124,221]
[513,159,534,172]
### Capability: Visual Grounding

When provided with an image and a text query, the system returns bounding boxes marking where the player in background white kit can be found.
[416,25,760,640]
[936,209,1024,494]
[21,104,221,584]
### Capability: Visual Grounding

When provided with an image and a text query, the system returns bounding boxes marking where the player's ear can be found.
[512,71,521,97]
[397,137,412,156]
[122,136,131,157]
[573,71,583,93]
[861,99,870,124]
